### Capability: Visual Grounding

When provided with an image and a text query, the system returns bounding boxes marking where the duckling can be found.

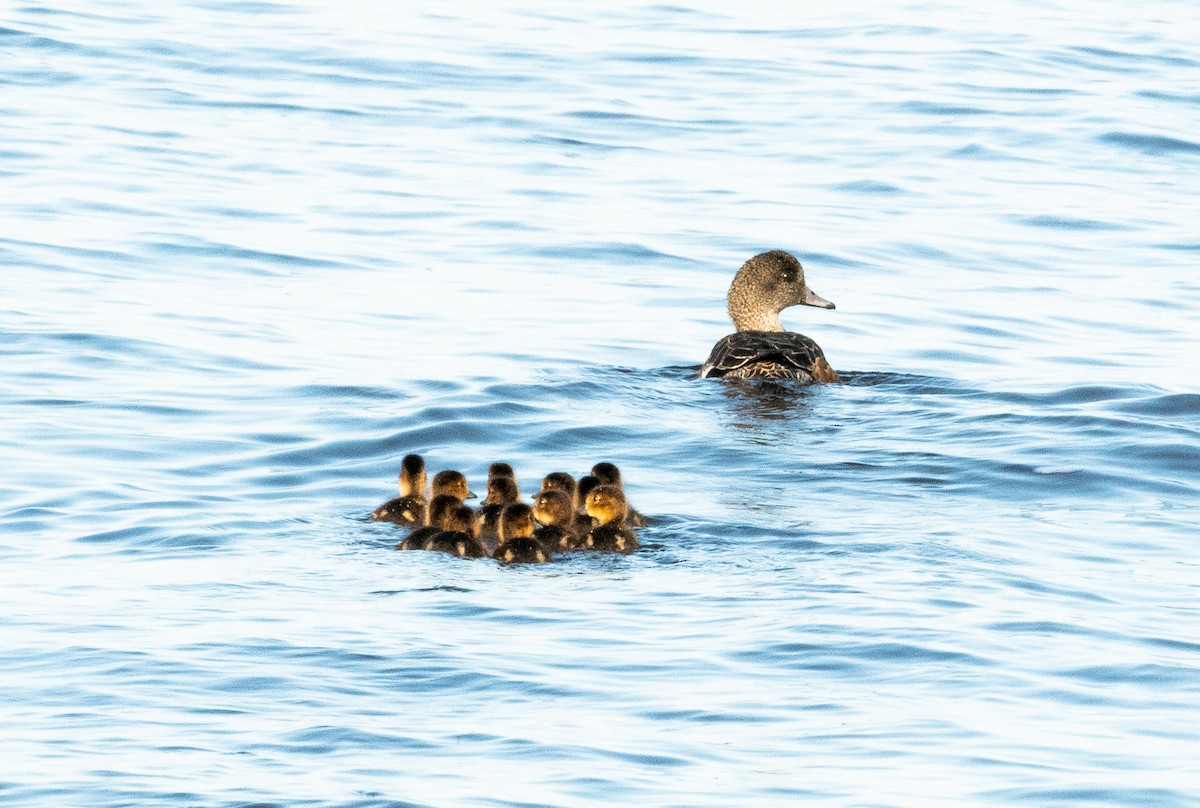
[540,471,578,509]
[430,469,476,501]
[479,474,521,551]
[699,250,839,382]
[590,462,647,527]
[397,493,460,550]
[371,453,427,524]
[581,485,639,553]
[532,488,580,551]
[493,503,552,564]
[427,503,489,558]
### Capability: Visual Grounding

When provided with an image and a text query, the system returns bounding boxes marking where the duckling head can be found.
[591,462,623,488]
[488,462,515,482]
[533,489,573,528]
[576,474,601,507]
[426,493,461,530]
[585,484,627,527]
[431,469,475,501]
[499,503,536,541]
[398,453,427,497]
[444,503,479,536]
[484,474,520,506]
[727,250,834,333]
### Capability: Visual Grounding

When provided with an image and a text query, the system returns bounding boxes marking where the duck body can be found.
[372,495,425,525]
[699,250,839,383]
[428,530,489,558]
[700,330,839,381]
[533,524,574,552]
[492,536,552,564]
[582,522,639,553]
[397,526,438,551]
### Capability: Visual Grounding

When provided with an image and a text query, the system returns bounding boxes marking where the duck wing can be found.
[699,330,838,381]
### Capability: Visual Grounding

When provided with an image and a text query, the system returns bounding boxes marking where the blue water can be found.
[3,2,1199,805]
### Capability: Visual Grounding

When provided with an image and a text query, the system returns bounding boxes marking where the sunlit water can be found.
[3,2,1199,805]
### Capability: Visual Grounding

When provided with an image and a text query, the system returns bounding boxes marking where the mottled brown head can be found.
[584,484,627,527]
[431,469,474,501]
[499,503,536,541]
[533,489,573,528]
[398,454,427,497]
[484,474,520,506]
[727,250,835,332]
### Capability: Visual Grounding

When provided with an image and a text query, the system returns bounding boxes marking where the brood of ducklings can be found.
[430,469,475,501]
[699,250,839,382]
[371,453,428,524]
[591,462,647,527]
[581,484,639,553]
[397,493,462,551]
[493,503,552,564]
[532,489,579,551]
[427,503,489,558]
[479,474,521,550]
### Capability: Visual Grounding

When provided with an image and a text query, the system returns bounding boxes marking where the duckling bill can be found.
[700,250,839,382]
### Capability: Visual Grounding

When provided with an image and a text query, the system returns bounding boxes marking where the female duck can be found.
[581,485,639,553]
[371,454,428,525]
[699,250,839,382]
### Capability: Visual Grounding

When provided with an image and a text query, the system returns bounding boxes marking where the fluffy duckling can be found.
[532,489,579,551]
[427,503,489,558]
[581,484,639,553]
[699,250,839,382]
[590,462,647,527]
[397,493,460,550]
[430,469,476,501]
[493,503,552,564]
[371,453,428,524]
[479,474,521,550]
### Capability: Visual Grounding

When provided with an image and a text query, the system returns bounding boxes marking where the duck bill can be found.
[466,489,479,500]
[802,288,835,309]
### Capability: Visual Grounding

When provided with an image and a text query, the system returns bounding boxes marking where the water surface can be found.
[2,2,1199,806]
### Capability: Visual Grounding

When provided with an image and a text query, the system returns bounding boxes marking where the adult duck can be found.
[699,250,839,382]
